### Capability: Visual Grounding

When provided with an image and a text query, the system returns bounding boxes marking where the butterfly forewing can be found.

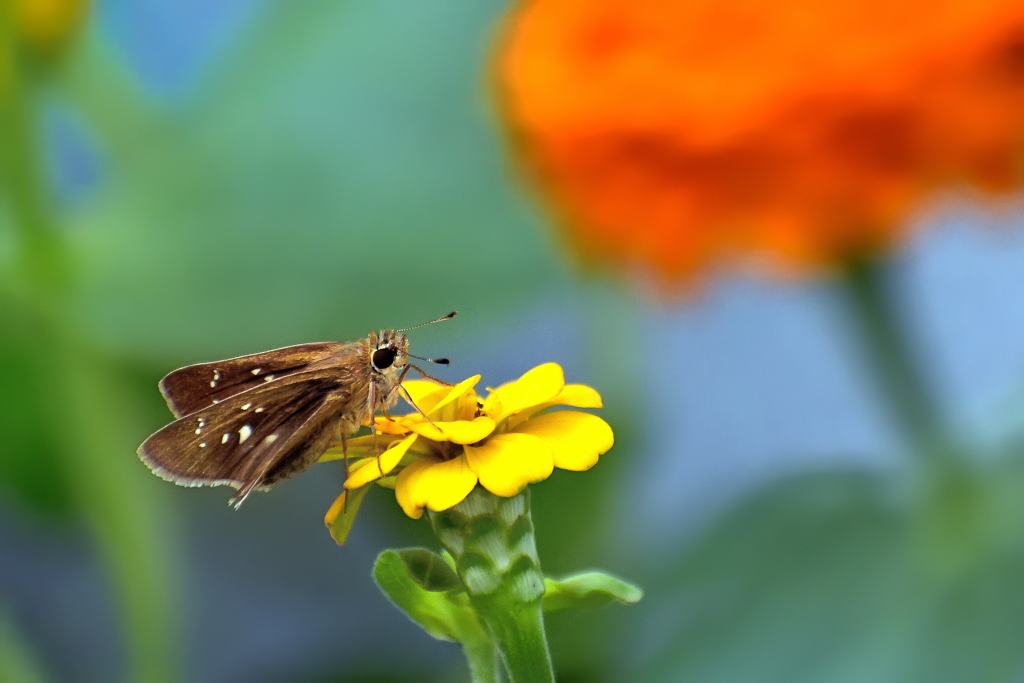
[139,367,367,506]
[136,321,438,508]
[159,342,347,418]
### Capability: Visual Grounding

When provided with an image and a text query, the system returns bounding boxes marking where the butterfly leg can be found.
[341,431,350,513]
[407,364,453,386]
[380,363,414,424]
[341,431,350,480]
[368,380,385,477]
[397,384,442,432]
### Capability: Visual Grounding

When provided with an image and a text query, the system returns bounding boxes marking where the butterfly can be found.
[137,312,454,508]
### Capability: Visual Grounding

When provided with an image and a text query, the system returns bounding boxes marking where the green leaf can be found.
[325,485,371,546]
[395,548,463,592]
[542,572,643,613]
[55,339,181,683]
[372,549,479,643]
[637,464,1024,683]
[373,549,502,681]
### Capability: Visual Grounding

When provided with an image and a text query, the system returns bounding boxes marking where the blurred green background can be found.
[4,2,1024,682]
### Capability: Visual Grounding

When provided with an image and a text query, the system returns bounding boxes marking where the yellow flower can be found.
[321,363,613,520]
[11,0,89,59]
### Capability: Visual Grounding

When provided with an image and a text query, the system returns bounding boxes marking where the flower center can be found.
[429,439,462,462]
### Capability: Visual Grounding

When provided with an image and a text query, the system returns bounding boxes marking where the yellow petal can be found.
[319,433,404,462]
[401,379,447,406]
[374,417,416,435]
[345,457,376,477]
[512,411,613,471]
[541,384,603,410]
[324,485,371,545]
[410,416,496,444]
[483,363,565,422]
[399,375,479,418]
[395,455,478,519]
[428,375,481,416]
[464,433,554,497]
[344,434,418,488]
[394,383,449,417]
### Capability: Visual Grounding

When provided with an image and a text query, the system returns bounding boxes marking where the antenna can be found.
[397,310,457,333]
[409,353,449,366]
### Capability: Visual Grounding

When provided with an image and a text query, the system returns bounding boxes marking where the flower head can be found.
[496,0,1024,282]
[321,363,613,521]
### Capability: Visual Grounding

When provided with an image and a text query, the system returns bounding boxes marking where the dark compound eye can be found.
[372,346,397,370]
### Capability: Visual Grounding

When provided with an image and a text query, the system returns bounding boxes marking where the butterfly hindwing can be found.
[159,342,348,418]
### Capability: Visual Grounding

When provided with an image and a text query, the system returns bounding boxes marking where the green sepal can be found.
[542,571,643,613]
[373,549,482,642]
[394,548,464,592]
[325,485,370,546]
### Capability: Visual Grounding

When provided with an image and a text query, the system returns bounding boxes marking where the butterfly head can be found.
[369,329,409,376]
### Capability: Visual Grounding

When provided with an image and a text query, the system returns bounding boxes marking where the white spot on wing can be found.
[254,407,264,413]
[241,403,251,411]
[221,433,231,444]
[210,380,216,387]
[264,434,278,444]
[195,428,202,435]
[264,374,275,382]
[239,425,252,443]
[251,368,261,375]
[199,442,207,448]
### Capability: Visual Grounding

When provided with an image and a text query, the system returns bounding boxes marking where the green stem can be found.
[462,636,502,683]
[0,17,180,683]
[0,16,71,295]
[429,487,555,683]
[53,336,181,683]
[839,258,948,465]
[476,600,552,683]
[0,608,49,683]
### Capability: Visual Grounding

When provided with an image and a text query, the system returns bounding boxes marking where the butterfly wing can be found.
[139,347,373,507]
[159,342,347,418]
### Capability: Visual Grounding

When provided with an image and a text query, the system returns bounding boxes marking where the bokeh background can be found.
[3,1,1024,682]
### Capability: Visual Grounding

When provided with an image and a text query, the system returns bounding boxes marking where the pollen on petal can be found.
[513,411,613,471]
[464,433,554,497]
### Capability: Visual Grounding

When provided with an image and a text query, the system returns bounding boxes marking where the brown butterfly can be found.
[137,312,455,508]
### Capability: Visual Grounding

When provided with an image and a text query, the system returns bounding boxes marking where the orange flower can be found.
[496,0,1024,281]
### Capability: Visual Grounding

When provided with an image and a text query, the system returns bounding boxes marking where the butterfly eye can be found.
[372,346,397,370]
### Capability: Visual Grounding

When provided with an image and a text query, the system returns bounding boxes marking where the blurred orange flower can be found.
[497,0,1024,281]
